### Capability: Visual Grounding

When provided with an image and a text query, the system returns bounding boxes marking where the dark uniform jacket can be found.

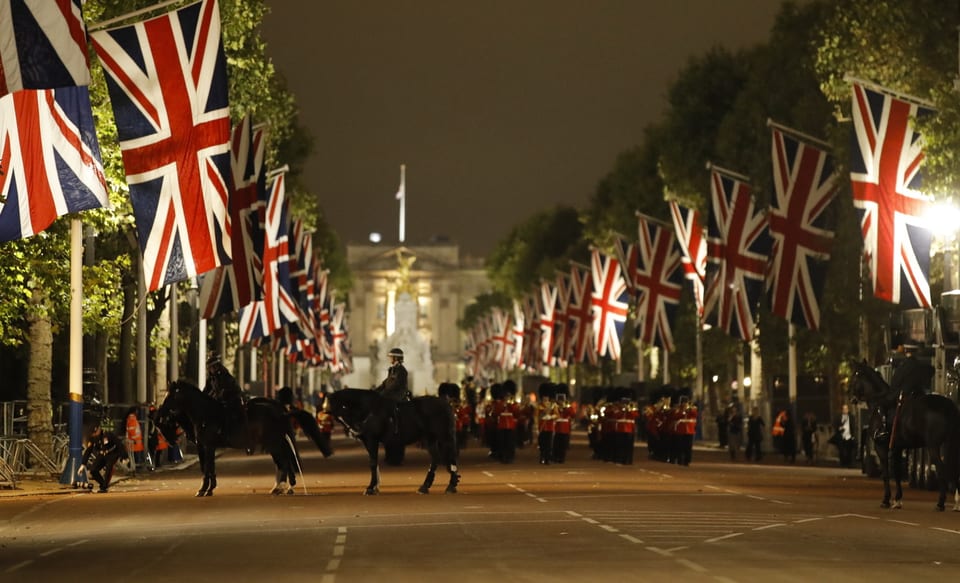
[890,356,932,397]
[377,363,410,402]
[82,431,125,465]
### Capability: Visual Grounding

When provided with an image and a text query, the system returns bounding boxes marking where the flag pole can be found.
[60,218,85,486]
[397,164,406,243]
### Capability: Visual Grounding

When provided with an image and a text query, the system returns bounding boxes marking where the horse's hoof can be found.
[417,486,429,494]
[363,488,379,496]
[880,501,891,509]
[445,487,457,494]
[195,491,206,497]
[936,504,945,512]
[286,487,295,496]
[893,501,902,510]
[204,490,214,497]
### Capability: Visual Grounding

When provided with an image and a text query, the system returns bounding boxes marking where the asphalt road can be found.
[2,433,960,583]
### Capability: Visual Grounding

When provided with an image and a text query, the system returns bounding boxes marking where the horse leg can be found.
[196,445,210,497]
[878,444,892,508]
[418,463,437,495]
[891,449,903,509]
[364,439,380,495]
[442,440,461,494]
[928,447,947,511]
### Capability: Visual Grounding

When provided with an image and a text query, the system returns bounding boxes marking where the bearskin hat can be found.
[276,386,294,406]
[438,382,460,400]
[538,382,556,399]
[502,379,518,397]
[489,383,505,400]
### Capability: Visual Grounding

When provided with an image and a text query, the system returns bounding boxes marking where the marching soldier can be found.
[614,390,638,465]
[674,396,698,466]
[536,383,558,464]
[499,380,519,463]
[315,405,335,458]
[553,384,575,463]
[485,383,505,459]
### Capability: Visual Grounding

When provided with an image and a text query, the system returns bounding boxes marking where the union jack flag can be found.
[199,117,267,318]
[327,302,349,373]
[238,172,299,344]
[0,87,108,241]
[850,81,934,308]
[590,248,629,361]
[91,0,233,291]
[634,213,684,352]
[668,200,706,318]
[553,269,570,366]
[522,292,542,370]
[0,0,90,96]
[539,280,559,366]
[510,298,525,369]
[704,165,771,341]
[464,328,481,378]
[768,123,839,329]
[490,307,513,370]
[566,263,596,365]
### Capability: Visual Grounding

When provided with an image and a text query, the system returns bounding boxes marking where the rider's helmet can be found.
[206,351,222,370]
[388,347,404,362]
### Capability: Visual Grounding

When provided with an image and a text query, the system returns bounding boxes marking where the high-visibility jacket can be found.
[126,413,144,452]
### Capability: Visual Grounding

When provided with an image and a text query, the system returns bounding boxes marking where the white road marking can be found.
[646,547,673,557]
[338,526,348,534]
[482,471,494,477]
[566,511,582,517]
[4,560,33,574]
[794,518,823,524]
[39,548,63,557]
[746,495,765,500]
[536,497,548,503]
[326,559,341,571]
[830,513,877,519]
[752,523,785,531]
[67,539,89,547]
[620,534,643,544]
[705,532,744,543]
[599,524,619,533]
[582,517,599,524]
[887,519,918,526]
[931,527,960,535]
[333,545,345,557]
[335,534,347,544]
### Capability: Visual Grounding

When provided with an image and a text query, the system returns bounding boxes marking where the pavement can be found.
[0,454,200,498]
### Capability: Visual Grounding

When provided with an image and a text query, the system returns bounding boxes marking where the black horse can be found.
[850,360,960,511]
[326,388,460,495]
[155,380,328,497]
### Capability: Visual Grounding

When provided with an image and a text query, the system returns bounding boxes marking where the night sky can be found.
[260,1,787,258]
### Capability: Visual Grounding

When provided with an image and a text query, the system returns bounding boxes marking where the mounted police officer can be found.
[376,347,411,433]
[203,351,252,453]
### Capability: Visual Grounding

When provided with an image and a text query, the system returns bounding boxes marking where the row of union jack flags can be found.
[0,0,350,371]
[467,78,934,368]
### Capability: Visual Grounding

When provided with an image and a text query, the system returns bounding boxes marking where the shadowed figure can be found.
[326,388,460,495]
[155,380,328,497]
[850,360,960,512]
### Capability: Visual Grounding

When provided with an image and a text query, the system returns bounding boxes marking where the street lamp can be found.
[926,199,960,291]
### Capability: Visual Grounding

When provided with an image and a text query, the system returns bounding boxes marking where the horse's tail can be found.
[290,409,328,453]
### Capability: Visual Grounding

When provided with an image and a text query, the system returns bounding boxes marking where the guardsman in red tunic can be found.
[486,383,506,460]
[642,402,660,460]
[599,392,618,462]
[674,397,698,466]
[614,393,639,465]
[315,406,335,458]
[553,384,575,463]
[496,382,518,463]
[536,383,558,464]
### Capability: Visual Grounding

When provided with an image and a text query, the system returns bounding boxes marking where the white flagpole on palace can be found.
[397,164,406,243]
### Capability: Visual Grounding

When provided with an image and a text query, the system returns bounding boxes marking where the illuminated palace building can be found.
[340,241,490,394]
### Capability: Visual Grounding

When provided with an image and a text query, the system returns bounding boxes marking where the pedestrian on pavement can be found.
[801,412,819,465]
[778,409,797,463]
[832,403,857,468]
[78,425,128,493]
[726,405,743,461]
[745,407,765,462]
[716,411,728,449]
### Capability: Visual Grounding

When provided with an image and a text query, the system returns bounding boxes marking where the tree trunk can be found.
[118,277,136,403]
[26,303,54,462]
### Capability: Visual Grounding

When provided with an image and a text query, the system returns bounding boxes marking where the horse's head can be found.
[326,389,373,433]
[849,359,889,406]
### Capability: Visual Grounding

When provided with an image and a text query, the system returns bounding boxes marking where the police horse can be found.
[156,380,327,497]
[326,388,461,495]
[850,360,960,511]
